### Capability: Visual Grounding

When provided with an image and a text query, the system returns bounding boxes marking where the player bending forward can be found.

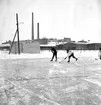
[50,47,57,61]
[65,49,78,62]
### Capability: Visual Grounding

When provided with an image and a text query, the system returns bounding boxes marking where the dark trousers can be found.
[68,53,77,62]
[100,56,101,60]
[51,53,57,61]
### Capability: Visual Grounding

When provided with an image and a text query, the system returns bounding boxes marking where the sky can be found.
[0,0,101,44]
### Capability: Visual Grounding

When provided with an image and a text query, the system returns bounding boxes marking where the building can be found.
[63,38,71,42]
[0,44,10,50]
[10,40,40,54]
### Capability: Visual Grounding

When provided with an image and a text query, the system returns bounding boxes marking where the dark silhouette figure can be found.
[66,49,78,62]
[50,47,57,61]
[98,48,101,60]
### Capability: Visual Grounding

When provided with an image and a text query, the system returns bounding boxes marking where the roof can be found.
[0,44,10,47]
[40,44,56,47]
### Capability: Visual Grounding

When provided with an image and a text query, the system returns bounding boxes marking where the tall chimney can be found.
[37,23,39,40]
[31,12,34,40]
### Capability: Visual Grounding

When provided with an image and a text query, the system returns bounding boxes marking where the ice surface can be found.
[0,50,101,105]
[0,50,99,59]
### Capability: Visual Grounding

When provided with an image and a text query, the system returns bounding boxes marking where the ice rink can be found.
[0,50,101,105]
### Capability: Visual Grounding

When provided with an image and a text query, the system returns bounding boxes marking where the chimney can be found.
[31,12,34,40]
[37,23,39,40]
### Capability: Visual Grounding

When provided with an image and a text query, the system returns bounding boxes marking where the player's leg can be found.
[72,53,78,61]
[55,53,57,61]
[67,55,71,62]
[100,55,101,60]
[51,53,55,61]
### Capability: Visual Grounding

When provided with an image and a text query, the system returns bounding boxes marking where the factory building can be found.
[10,41,40,54]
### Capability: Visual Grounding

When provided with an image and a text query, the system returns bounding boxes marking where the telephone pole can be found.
[16,13,20,54]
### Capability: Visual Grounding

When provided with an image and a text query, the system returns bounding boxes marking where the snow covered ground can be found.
[0,50,101,105]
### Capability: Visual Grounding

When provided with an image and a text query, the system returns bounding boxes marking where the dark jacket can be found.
[51,48,57,55]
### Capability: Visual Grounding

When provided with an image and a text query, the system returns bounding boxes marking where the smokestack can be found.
[37,23,39,40]
[31,12,34,40]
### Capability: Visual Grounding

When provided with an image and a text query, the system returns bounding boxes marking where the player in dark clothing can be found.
[50,47,57,61]
[98,48,101,60]
[65,49,78,62]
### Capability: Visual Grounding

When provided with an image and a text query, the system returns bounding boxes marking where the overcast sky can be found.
[0,0,101,43]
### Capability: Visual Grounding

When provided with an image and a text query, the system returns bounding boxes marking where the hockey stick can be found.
[59,57,67,63]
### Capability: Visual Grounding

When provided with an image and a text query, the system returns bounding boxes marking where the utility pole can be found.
[16,13,20,54]
[9,30,17,54]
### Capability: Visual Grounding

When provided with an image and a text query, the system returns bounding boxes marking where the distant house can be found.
[0,44,10,50]
[63,38,71,42]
